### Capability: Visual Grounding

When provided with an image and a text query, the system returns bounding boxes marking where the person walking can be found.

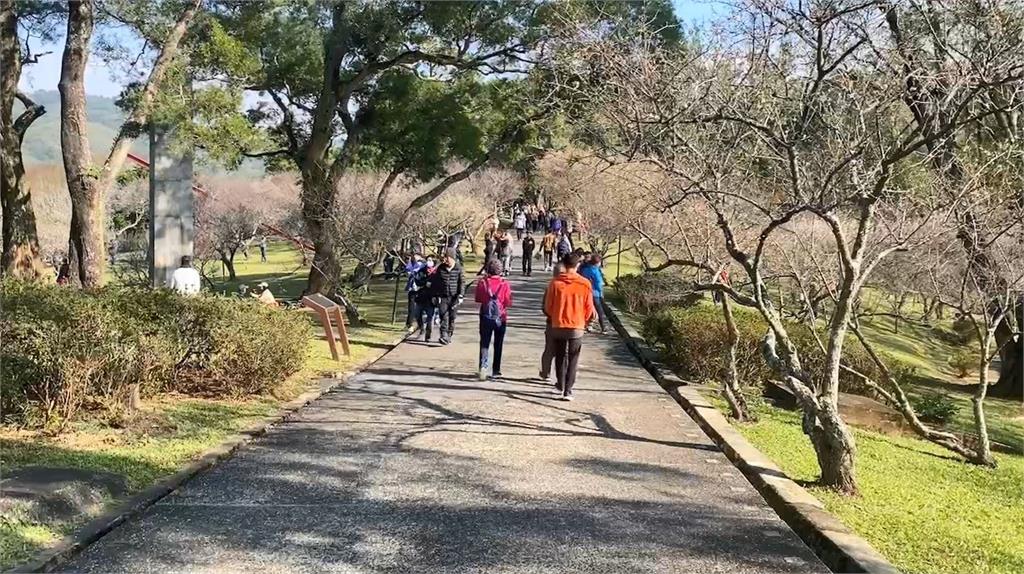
[475,259,512,380]
[429,250,464,345]
[556,231,573,260]
[169,255,201,296]
[543,253,596,401]
[521,232,536,276]
[579,253,607,333]
[513,209,527,240]
[404,254,426,329]
[416,257,437,340]
[497,230,513,277]
[258,236,268,262]
[539,262,565,382]
[541,229,557,271]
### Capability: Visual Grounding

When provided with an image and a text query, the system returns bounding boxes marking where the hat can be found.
[257,282,269,289]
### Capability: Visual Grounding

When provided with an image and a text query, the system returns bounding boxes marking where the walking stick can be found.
[391,270,401,324]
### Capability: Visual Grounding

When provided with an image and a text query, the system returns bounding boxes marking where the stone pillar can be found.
[149,126,194,288]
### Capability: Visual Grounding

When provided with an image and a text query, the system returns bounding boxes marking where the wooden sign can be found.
[301,294,351,360]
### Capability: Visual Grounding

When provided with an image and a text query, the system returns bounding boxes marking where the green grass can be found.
[602,247,643,287]
[202,240,310,300]
[858,315,1023,448]
[1,243,410,570]
[727,402,1024,574]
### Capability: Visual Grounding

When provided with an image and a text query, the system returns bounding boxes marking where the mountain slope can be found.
[16,90,147,165]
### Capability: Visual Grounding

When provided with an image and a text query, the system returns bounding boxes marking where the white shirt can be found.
[169,267,201,296]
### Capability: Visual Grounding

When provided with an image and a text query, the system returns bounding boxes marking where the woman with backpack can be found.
[475,258,513,380]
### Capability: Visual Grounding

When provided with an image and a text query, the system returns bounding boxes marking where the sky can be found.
[18,0,723,98]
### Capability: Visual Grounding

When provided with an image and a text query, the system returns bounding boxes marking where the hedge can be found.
[1,280,311,431]
[640,303,883,393]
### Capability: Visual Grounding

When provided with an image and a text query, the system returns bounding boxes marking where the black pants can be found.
[405,291,418,328]
[416,298,435,337]
[553,336,583,396]
[540,324,554,378]
[437,296,458,342]
[479,319,507,374]
[522,251,533,275]
[544,250,554,268]
[516,228,523,240]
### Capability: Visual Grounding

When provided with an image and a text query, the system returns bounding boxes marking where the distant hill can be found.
[15,90,264,177]
[17,90,147,165]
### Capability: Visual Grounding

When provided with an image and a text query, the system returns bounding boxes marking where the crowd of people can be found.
[400,205,606,402]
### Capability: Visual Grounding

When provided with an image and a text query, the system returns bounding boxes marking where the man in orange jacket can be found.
[543,252,596,401]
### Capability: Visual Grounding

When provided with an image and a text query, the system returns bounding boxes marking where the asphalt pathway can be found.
[66,263,826,573]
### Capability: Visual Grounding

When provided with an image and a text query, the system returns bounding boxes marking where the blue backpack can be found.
[482,281,504,327]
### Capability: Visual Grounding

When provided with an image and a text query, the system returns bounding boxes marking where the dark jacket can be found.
[522,236,536,255]
[430,262,464,298]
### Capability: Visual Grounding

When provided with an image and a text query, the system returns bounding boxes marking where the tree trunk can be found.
[720,293,750,421]
[972,336,996,466]
[810,402,858,495]
[990,305,1022,399]
[0,8,47,279]
[59,0,103,288]
[219,251,236,281]
[300,169,339,295]
[298,5,347,296]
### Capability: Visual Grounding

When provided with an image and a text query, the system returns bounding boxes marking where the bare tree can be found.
[550,0,1023,493]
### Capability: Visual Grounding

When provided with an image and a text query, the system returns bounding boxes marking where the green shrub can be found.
[0,282,156,431]
[1,280,311,431]
[947,348,979,378]
[640,303,883,393]
[615,273,704,314]
[950,315,976,345]
[911,393,959,425]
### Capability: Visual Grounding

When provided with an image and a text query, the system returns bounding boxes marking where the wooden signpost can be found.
[302,294,351,360]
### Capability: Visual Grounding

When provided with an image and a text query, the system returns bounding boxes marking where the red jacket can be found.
[474,275,512,320]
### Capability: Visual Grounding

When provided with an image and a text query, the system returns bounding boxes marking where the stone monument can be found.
[148,126,194,288]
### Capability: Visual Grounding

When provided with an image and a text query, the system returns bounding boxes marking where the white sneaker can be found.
[549,386,562,395]
[561,394,574,402]
[478,367,487,381]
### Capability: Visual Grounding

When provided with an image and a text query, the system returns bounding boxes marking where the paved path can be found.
[68,271,826,573]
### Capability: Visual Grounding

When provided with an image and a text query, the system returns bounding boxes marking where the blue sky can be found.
[18,0,721,98]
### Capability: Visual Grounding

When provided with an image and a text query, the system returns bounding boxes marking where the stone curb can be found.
[8,325,418,574]
[602,298,901,574]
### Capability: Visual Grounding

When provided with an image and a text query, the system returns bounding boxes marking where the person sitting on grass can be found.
[252,282,279,307]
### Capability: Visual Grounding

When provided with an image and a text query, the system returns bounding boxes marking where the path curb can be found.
[9,325,418,574]
[602,298,901,574]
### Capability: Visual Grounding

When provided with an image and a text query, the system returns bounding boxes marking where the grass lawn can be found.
[602,247,644,288]
[858,316,1023,448]
[0,243,409,570]
[729,402,1024,574]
